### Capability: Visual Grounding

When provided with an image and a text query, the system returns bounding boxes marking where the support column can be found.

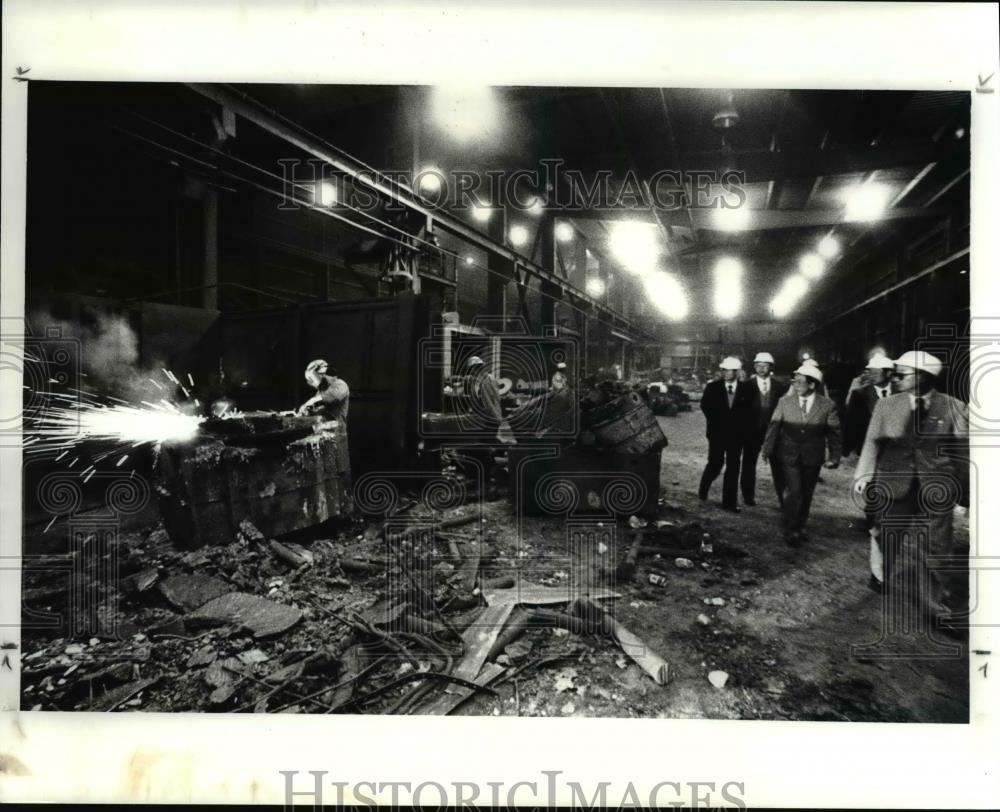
[486,208,513,328]
[202,187,218,310]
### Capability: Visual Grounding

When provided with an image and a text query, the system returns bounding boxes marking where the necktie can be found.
[727,385,734,396]
[800,398,808,419]
[762,379,769,397]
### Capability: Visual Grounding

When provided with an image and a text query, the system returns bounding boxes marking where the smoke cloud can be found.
[28,306,173,405]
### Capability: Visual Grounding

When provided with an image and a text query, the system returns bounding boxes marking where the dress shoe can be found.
[721,503,741,513]
[744,499,757,507]
[784,533,800,547]
[797,530,809,544]
[698,491,708,501]
[868,575,884,594]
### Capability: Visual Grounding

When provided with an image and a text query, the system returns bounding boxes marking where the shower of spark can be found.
[34,401,203,447]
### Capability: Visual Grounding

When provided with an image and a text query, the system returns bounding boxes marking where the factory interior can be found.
[20,83,972,720]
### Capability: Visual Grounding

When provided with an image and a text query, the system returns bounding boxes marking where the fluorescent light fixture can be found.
[799,252,825,280]
[713,257,743,319]
[843,183,891,222]
[509,224,529,247]
[585,277,606,297]
[555,221,574,243]
[609,221,661,277]
[429,85,500,142]
[817,235,840,259]
[713,206,751,232]
[643,271,688,320]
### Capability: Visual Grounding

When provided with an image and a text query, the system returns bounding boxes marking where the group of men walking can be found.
[699,352,839,545]
[697,348,969,634]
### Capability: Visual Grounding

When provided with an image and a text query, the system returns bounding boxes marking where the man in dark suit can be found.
[699,356,751,512]
[854,351,968,630]
[844,352,894,457]
[740,351,789,507]
[763,363,841,545]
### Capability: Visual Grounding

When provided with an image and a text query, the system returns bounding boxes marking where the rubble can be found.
[158,574,234,612]
[21,488,755,716]
[187,593,303,638]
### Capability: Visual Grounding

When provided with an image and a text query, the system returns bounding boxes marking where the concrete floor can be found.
[467,408,970,721]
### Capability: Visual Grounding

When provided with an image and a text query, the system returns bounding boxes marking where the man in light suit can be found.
[699,356,752,512]
[740,351,789,507]
[853,351,968,631]
[763,363,841,546]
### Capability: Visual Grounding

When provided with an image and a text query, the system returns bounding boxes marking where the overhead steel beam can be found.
[798,247,970,339]
[562,205,948,229]
[569,142,942,184]
[187,83,650,340]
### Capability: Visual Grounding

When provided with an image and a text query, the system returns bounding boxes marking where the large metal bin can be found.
[154,413,352,547]
[508,445,662,518]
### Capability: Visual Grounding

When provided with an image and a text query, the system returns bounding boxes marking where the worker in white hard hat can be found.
[846,346,891,407]
[298,359,350,422]
[698,356,750,512]
[799,356,827,396]
[763,363,841,546]
[844,353,895,457]
[741,351,789,507]
[854,350,968,634]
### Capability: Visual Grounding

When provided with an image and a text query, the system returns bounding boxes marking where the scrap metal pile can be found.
[20,493,748,713]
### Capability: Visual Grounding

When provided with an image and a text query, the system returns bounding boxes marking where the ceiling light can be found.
[609,221,661,277]
[464,256,474,266]
[770,274,810,318]
[712,91,740,130]
[799,253,825,280]
[417,166,445,195]
[713,257,743,319]
[713,206,751,231]
[509,224,529,247]
[555,222,574,243]
[585,277,606,297]
[429,85,500,142]
[319,180,338,206]
[817,235,840,259]
[471,203,493,223]
[643,271,688,321]
[843,183,891,222]
[526,197,545,217]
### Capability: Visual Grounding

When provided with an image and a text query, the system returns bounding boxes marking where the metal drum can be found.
[587,393,668,455]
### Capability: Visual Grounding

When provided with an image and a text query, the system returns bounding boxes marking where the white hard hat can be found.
[801,357,819,367]
[753,352,775,364]
[305,358,328,375]
[865,353,895,370]
[793,364,823,383]
[894,350,943,377]
[466,355,485,367]
[719,356,743,371]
